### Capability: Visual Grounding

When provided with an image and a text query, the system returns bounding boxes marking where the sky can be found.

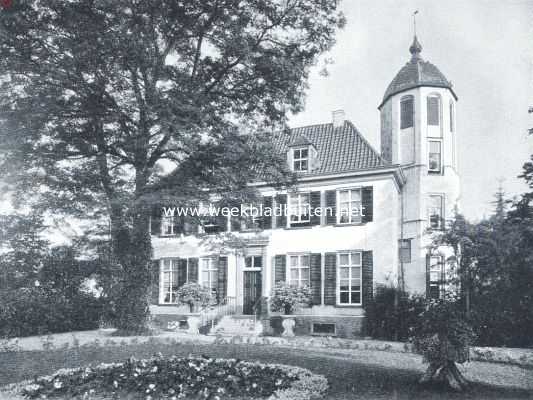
[289,0,533,220]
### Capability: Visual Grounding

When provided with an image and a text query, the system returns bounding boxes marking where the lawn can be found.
[1,341,532,399]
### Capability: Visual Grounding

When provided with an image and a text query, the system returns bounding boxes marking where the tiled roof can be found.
[379,36,456,108]
[272,120,388,176]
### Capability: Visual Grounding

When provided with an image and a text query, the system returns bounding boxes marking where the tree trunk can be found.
[419,361,469,391]
[111,209,153,334]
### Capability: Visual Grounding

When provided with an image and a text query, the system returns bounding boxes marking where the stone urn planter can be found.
[186,315,201,334]
[281,317,296,337]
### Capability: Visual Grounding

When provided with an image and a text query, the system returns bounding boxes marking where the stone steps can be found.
[212,315,258,336]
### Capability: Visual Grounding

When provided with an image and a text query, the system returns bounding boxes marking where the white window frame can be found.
[336,251,362,306]
[429,255,445,299]
[160,258,191,304]
[287,254,310,288]
[428,194,445,230]
[244,255,263,271]
[161,215,176,236]
[337,188,362,224]
[289,193,310,224]
[200,257,218,291]
[160,259,178,304]
[428,139,442,173]
[292,147,309,172]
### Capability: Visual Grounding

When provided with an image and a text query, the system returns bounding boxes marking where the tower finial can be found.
[409,10,422,59]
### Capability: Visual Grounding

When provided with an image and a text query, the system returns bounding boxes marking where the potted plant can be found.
[176,283,213,313]
[270,283,312,337]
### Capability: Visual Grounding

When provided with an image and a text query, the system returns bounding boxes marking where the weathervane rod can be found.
[413,10,419,36]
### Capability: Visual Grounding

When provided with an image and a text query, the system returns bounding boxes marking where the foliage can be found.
[21,355,301,399]
[0,213,49,289]
[0,287,102,338]
[270,283,312,315]
[0,0,344,332]
[412,298,475,365]
[412,298,475,390]
[175,283,213,311]
[364,285,426,341]
[432,201,533,348]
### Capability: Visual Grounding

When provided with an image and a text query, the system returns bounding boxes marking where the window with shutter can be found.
[427,96,440,126]
[289,193,310,225]
[400,96,414,129]
[399,239,412,263]
[337,188,362,224]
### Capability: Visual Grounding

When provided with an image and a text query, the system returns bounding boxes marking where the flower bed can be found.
[11,355,327,400]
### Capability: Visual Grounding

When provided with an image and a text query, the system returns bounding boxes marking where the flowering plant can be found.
[175,282,213,312]
[17,355,327,400]
[270,283,312,315]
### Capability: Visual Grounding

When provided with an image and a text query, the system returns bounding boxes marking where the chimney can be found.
[332,109,345,128]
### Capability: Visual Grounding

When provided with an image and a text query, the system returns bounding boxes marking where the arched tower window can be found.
[400,95,414,129]
[449,100,455,132]
[427,95,441,126]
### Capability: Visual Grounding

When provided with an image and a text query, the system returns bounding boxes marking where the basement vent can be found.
[311,322,336,336]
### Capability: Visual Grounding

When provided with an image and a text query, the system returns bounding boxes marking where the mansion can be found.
[149,35,460,338]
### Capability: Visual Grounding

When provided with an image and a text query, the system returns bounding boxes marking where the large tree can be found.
[0,0,344,331]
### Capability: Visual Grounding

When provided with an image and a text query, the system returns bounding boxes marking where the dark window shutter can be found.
[310,253,322,305]
[150,260,160,305]
[217,256,228,302]
[230,216,241,232]
[150,207,162,236]
[275,194,287,229]
[400,97,414,129]
[260,196,273,230]
[325,190,336,225]
[274,255,286,283]
[215,215,228,232]
[187,258,198,283]
[174,215,184,235]
[310,191,321,226]
[178,259,187,286]
[362,187,373,223]
[324,253,336,305]
[362,251,373,308]
[427,96,440,126]
[425,253,431,298]
[184,217,198,235]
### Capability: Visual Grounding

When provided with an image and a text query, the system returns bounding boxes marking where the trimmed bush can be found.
[412,298,476,391]
[18,355,328,400]
[0,287,102,338]
[364,285,426,341]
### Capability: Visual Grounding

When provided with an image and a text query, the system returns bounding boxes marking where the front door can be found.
[243,270,262,315]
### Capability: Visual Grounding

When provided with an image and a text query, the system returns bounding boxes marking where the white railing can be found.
[199,296,238,334]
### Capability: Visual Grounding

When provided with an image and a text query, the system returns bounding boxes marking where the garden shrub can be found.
[412,298,476,391]
[364,285,426,341]
[19,355,328,400]
[0,287,102,338]
[270,283,312,314]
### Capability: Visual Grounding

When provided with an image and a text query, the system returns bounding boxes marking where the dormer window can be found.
[293,147,309,172]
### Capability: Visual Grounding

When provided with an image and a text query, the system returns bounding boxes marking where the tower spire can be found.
[409,10,422,59]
